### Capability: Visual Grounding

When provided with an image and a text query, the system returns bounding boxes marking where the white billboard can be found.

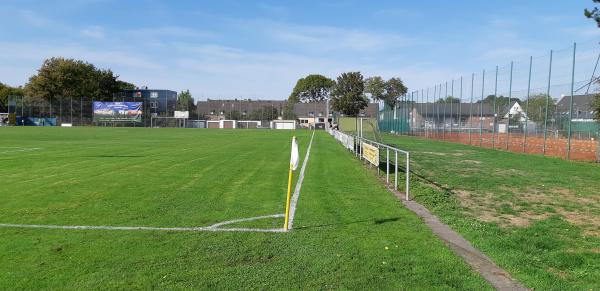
[174,111,189,118]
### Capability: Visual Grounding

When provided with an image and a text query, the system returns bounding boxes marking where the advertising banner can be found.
[93,102,142,122]
[362,142,379,166]
[174,111,189,118]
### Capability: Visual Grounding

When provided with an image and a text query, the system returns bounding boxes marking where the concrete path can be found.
[391,188,528,290]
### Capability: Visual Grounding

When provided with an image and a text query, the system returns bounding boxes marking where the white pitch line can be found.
[0,214,287,233]
[0,147,42,154]
[287,130,315,230]
[0,133,316,234]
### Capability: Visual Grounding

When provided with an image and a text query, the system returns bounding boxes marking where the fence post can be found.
[480,69,485,147]
[567,42,576,160]
[543,50,553,155]
[469,73,474,145]
[507,61,514,150]
[444,82,448,140]
[69,96,72,124]
[386,148,389,183]
[412,91,415,136]
[450,80,454,138]
[405,152,410,201]
[460,76,463,140]
[524,56,533,153]
[426,88,429,138]
[394,151,398,191]
[80,97,83,126]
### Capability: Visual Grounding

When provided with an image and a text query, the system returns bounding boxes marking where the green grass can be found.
[381,133,600,290]
[0,127,490,290]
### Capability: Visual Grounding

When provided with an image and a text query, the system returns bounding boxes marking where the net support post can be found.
[394,151,398,191]
[386,148,389,184]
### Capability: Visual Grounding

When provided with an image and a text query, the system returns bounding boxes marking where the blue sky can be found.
[0,0,598,100]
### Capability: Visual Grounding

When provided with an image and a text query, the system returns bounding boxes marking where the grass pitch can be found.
[0,128,490,289]
[382,133,600,290]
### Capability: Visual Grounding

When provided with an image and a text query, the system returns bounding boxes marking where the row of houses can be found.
[195,99,378,128]
[384,94,599,133]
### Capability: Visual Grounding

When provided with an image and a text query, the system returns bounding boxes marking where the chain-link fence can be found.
[379,40,600,162]
[2,95,176,127]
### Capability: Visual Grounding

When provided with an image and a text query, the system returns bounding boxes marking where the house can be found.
[407,101,528,132]
[116,89,178,118]
[556,94,600,134]
[195,99,378,128]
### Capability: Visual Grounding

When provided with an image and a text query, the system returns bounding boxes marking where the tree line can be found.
[288,72,408,117]
[1,57,195,117]
[287,72,561,124]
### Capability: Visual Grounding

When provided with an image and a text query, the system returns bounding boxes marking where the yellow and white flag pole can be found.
[283,136,299,231]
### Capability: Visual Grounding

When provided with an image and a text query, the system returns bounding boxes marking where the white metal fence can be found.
[327,128,411,200]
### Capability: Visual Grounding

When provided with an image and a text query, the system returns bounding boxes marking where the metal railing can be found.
[327,128,411,200]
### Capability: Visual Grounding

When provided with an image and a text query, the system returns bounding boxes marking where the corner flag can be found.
[284,136,298,231]
[290,136,299,171]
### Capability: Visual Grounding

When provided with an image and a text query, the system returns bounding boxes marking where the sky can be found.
[0,0,599,101]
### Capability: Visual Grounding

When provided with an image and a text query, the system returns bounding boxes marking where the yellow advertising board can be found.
[362,142,379,166]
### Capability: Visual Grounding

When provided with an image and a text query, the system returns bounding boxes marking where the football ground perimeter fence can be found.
[0,96,168,127]
[378,40,600,162]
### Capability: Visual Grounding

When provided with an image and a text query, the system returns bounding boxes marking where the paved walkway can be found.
[391,189,528,290]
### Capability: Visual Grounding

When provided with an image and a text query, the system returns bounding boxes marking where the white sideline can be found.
[287,130,315,230]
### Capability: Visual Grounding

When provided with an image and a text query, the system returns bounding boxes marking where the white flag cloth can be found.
[290,136,299,171]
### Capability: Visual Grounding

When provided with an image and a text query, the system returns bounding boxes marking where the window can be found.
[309,111,314,117]
[150,101,158,109]
[150,92,158,98]
[210,110,215,115]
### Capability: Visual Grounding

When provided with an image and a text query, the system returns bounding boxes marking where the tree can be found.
[176,90,194,111]
[435,96,461,103]
[117,80,136,90]
[282,101,296,120]
[522,94,556,123]
[0,82,24,106]
[364,76,385,102]
[365,76,408,107]
[24,57,134,101]
[477,95,516,107]
[288,74,335,103]
[585,1,600,27]
[176,90,197,119]
[330,72,368,116]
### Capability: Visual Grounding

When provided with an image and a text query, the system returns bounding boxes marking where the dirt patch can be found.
[453,188,598,234]
[462,159,482,164]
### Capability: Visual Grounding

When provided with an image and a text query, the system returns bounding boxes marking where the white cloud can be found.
[231,18,415,53]
[81,26,105,39]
